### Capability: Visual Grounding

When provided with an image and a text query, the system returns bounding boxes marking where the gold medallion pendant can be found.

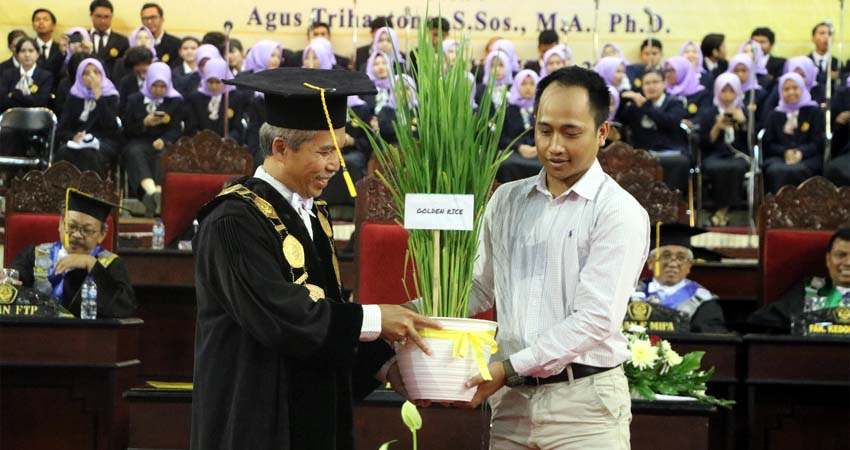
[282,235,305,269]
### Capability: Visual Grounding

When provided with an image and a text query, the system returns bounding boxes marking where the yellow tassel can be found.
[63,188,72,250]
[302,82,357,198]
[654,221,662,278]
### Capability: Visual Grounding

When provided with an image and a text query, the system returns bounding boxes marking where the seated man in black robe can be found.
[190,68,440,450]
[6,188,136,318]
[631,223,728,333]
[749,227,850,333]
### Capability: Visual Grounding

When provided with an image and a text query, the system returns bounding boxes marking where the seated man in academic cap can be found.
[749,227,850,333]
[190,67,440,450]
[631,223,728,333]
[5,188,136,318]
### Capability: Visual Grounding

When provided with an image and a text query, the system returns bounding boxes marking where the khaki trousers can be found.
[488,366,632,450]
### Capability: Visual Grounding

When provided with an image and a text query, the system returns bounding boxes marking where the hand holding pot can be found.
[378,305,442,356]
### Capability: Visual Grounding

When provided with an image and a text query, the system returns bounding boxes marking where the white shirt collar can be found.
[653,93,666,109]
[253,166,315,216]
[92,28,111,37]
[11,57,19,68]
[20,64,36,78]
[533,159,605,201]
[650,278,688,296]
[705,59,718,71]
[154,30,164,45]
[182,61,193,73]
[36,37,52,48]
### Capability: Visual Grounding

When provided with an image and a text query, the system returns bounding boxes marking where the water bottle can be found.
[152,218,165,250]
[80,277,97,320]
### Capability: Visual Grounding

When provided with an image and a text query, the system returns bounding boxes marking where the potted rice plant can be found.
[354,15,512,401]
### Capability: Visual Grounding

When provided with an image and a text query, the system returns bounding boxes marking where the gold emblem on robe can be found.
[628,301,652,321]
[282,235,305,269]
[0,284,18,305]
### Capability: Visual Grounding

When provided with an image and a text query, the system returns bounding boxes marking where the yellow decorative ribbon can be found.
[418,329,499,381]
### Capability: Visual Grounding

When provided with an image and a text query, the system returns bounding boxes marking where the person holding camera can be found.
[700,73,750,226]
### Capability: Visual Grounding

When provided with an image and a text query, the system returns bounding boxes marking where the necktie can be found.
[41,45,48,58]
[96,32,105,54]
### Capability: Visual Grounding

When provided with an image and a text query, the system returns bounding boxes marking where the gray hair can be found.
[258,123,317,157]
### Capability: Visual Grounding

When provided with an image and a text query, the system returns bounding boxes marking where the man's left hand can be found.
[386,361,409,399]
[55,254,96,274]
[462,360,506,408]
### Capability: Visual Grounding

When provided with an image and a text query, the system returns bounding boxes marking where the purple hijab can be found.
[491,39,520,73]
[600,43,628,65]
[142,62,182,101]
[540,45,572,78]
[366,51,392,90]
[483,51,513,87]
[784,56,819,90]
[712,72,744,110]
[194,44,223,74]
[726,53,762,91]
[665,56,705,97]
[129,26,157,59]
[607,85,620,121]
[442,39,459,56]
[507,69,539,109]
[594,56,626,87]
[199,58,234,96]
[69,58,118,99]
[387,74,417,109]
[738,40,768,76]
[679,41,704,74]
[243,40,281,73]
[371,27,405,64]
[775,72,818,113]
[302,38,335,70]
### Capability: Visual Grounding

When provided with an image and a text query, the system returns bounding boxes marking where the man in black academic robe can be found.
[6,189,135,318]
[631,224,728,333]
[190,68,439,450]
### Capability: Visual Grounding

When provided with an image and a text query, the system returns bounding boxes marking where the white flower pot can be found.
[396,317,498,402]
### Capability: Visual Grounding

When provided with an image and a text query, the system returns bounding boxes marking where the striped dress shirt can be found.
[470,160,649,377]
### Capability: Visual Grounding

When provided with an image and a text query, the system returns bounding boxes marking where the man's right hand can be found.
[378,305,442,356]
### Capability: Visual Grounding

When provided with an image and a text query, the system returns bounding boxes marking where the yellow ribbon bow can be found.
[418,328,499,380]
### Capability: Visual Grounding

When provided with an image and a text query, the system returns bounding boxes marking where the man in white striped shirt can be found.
[465,67,650,449]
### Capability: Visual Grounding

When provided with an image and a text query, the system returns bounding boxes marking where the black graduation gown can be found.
[57,94,120,144]
[122,93,184,144]
[619,94,688,153]
[747,279,807,333]
[499,104,535,150]
[190,177,393,450]
[184,89,248,142]
[765,55,786,81]
[118,74,143,114]
[830,88,850,155]
[0,57,16,74]
[173,68,200,97]
[681,89,713,126]
[92,31,130,79]
[0,66,54,111]
[10,244,136,318]
[155,32,182,66]
[36,42,64,89]
[763,105,825,170]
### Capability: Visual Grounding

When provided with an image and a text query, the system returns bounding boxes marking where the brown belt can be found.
[523,364,618,386]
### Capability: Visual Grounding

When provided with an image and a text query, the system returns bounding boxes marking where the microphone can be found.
[224,21,233,32]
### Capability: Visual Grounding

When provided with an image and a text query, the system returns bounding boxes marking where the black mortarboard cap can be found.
[66,188,117,222]
[224,68,377,130]
[650,222,724,262]
[650,223,708,249]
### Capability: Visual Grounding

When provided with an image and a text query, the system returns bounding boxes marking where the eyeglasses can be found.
[66,223,100,237]
[657,253,691,263]
[141,15,161,22]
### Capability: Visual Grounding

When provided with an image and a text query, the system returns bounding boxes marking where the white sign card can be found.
[404,194,475,231]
